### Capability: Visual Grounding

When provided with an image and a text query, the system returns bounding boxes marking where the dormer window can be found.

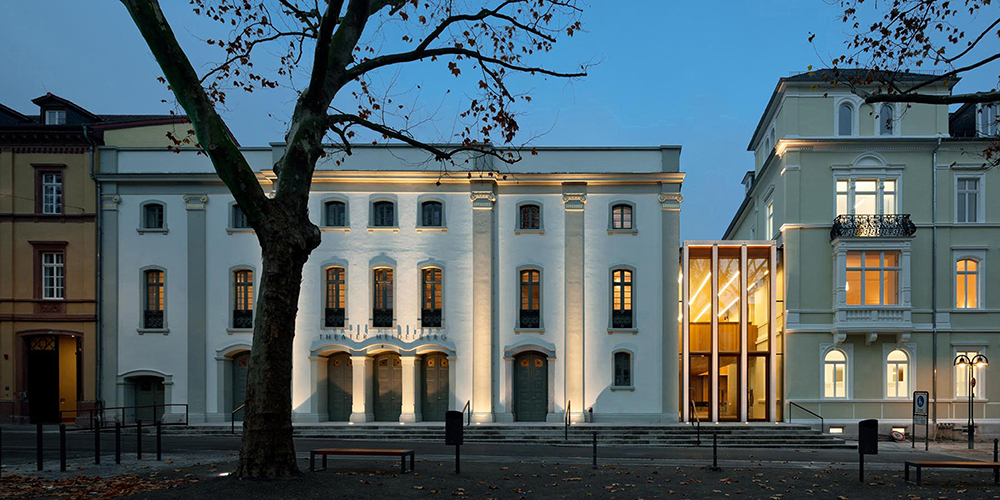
[979,102,998,137]
[44,110,66,125]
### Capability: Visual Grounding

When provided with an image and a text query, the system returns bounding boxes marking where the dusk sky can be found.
[1,1,992,240]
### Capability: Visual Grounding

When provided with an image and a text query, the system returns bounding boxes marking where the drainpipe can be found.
[931,137,941,432]
[84,125,102,408]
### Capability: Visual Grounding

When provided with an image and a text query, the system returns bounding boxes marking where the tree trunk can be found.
[232,214,316,478]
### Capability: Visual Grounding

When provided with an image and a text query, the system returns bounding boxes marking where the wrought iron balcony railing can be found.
[143,310,164,329]
[325,307,345,328]
[421,308,442,328]
[519,309,540,329]
[373,308,393,327]
[232,309,253,329]
[831,214,915,239]
[612,309,633,329]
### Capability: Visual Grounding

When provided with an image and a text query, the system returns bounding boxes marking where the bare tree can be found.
[119,0,585,478]
[814,0,998,163]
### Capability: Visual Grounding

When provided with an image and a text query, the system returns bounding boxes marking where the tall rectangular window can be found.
[42,252,64,299]
[611,269,633,328]
[957,178,979,223]
[519,269,541,328]
[373,268,393,327]
[845,251,900,305]
[421,268,442,327]
[765,201,774,238]
[144,270,165,329]
[956,259,979,309]
[325,267,345,327]
[233,270,254,328]
[41,172,63,214]
[613,352,632,387]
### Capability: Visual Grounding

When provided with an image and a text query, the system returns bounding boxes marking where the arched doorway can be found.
[327,353,353,421]
[232,351,250,420]
[513,351,548,422]
[130,376,165,423]
[26,335,59,423]
[373,353,402,422]
[420,353,449,421]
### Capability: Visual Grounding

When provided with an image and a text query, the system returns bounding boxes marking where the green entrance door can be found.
[513,352,548,422]
[132,376,165,423]
[373,353,402,421]
[420,353,449,421]
[327,353,353,421]
[232,352,249,420]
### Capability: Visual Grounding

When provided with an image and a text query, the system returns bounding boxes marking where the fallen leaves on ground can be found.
[0,473,195,500]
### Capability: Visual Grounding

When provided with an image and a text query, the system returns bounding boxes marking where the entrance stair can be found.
[179,423,855,449]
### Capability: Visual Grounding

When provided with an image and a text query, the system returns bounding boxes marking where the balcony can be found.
[325,307,345,328]
[830,214,915,239]
[232,309,253,329]
[611,309,633,329]
[373,308,393,328]
[143,310,164,329]
[519,309,540,329]
[421,308,442,328]
[834,305,912,333]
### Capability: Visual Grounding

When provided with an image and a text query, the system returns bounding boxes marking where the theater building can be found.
[97,144,685,424]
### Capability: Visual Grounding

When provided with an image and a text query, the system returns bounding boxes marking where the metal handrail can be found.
[231,403,246,435]
[59,403,189,430]
[461,400,471,427]
[565,400,571,441]
[689,399,701,446]
[788,401,824,432]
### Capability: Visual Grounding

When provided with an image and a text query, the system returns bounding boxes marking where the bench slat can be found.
[312,448,413,455]
[906,461,1000,468]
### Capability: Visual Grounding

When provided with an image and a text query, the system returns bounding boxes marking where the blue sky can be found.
[1,1,991,239]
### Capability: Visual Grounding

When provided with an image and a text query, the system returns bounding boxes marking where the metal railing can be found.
[233,309,253,329]
[788,401,824,432]
[461,400,471,426]
[143,310,164,329]
[565,400,571,441]
[373,308,393,327]
[519,309,540,329]
[831,214,916,239]
[611,309,633,329]
[231,402,246,434]
[421,308,442,328]
[689,399,701,446]
[324,307,345,328]
[58,403,189,430]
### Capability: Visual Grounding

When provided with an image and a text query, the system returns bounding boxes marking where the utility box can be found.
[858,419,879,455]
[445,411,464,446]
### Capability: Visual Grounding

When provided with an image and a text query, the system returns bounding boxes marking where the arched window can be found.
[823,349,847,398]
[611,204,633,230]
[519,269,541,328]
[421,268,442,327]
[879,104,893,135]
[838,103,853,136]
[372,201,395,227]
[519,204,541,230]
[956,259,979,309]
[233,270,254,328]
[613,351,632,387]
[143,270,164,329]
[611,269,633,329]
[325,267,345,327]
[143,203,165,229]
[421,201,443,227]
[231,204,250,229]
[325,201,347,227]
[373,268,393,327]
[769,128,776,149]
[886,349,909,398]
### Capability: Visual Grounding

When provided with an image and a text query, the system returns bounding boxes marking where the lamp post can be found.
[954,353,989,449]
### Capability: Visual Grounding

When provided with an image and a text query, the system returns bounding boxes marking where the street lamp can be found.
[954,353,989,449]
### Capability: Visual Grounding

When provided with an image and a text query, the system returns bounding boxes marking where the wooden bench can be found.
[904,460,1000,485]
[310,448,416,474]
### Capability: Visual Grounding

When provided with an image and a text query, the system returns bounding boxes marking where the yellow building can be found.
[0,94,188,423]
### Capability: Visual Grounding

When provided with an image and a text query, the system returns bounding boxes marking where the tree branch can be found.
[865,90,1000,105]
[347,46,586,81]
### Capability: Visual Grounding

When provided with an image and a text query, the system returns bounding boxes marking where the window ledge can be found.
[136,228,169,235]
[611,386,635,392]
[320,226,350,232]
[952,308,985,313]
[515,328,545,335]
[514,230,545,235]
[227,328,253,334]
[320,325,348,330]
[137,328,169,335]
[608,328,638,335]
[367,226,399,233]
[226,228,254,235]
[416,226,447,232]
[606,229,638,236]
[419,325,446,331]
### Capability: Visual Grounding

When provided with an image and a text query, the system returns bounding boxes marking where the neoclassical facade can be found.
[98,144,684,424]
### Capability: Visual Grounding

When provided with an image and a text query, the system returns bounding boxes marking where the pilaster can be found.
[563,184,586,423]
[660,190,682,422]
[184,194,208,421]
[350,355,374,422]
[470,182,497,423]
[400,354,421,423]
[100,191,121,408]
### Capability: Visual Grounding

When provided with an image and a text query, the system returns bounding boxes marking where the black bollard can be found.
[709,432,721,471]
[592,432,598,469]
[59,424,66,472]
[455,444,460,474]
[136,420,142,460]
[115,422,121,465]
[156,421,162,461]
[36,423,43,471]
[1,426,3,478]
[94,425,101,465]
[994,438,999,484]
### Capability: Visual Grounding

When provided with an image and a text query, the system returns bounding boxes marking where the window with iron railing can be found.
[611,269,633,328]
[233,269,254,328]
[519,269,540,328]
[144,269,164,329]
[421,267,442,327]
[325,267,346,327]
[373,268,393,327]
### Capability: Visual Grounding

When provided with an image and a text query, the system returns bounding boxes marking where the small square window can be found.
[45,110,66,125]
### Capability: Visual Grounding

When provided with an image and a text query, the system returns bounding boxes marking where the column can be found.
[563,184,586,423]
[660,190,682,423]
[350,355,374,422]
[184,194,209,423]
[400,354,421,422]
[470,182,497,423]
[100,192,121,408]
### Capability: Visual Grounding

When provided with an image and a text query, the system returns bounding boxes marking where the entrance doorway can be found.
[373,353,402,421]
[421,353,449,421]
[327,353,353,421]
[27,335,59,423]
[513,351,548,422]
[232,351,249,420]
[131,376,165,423]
